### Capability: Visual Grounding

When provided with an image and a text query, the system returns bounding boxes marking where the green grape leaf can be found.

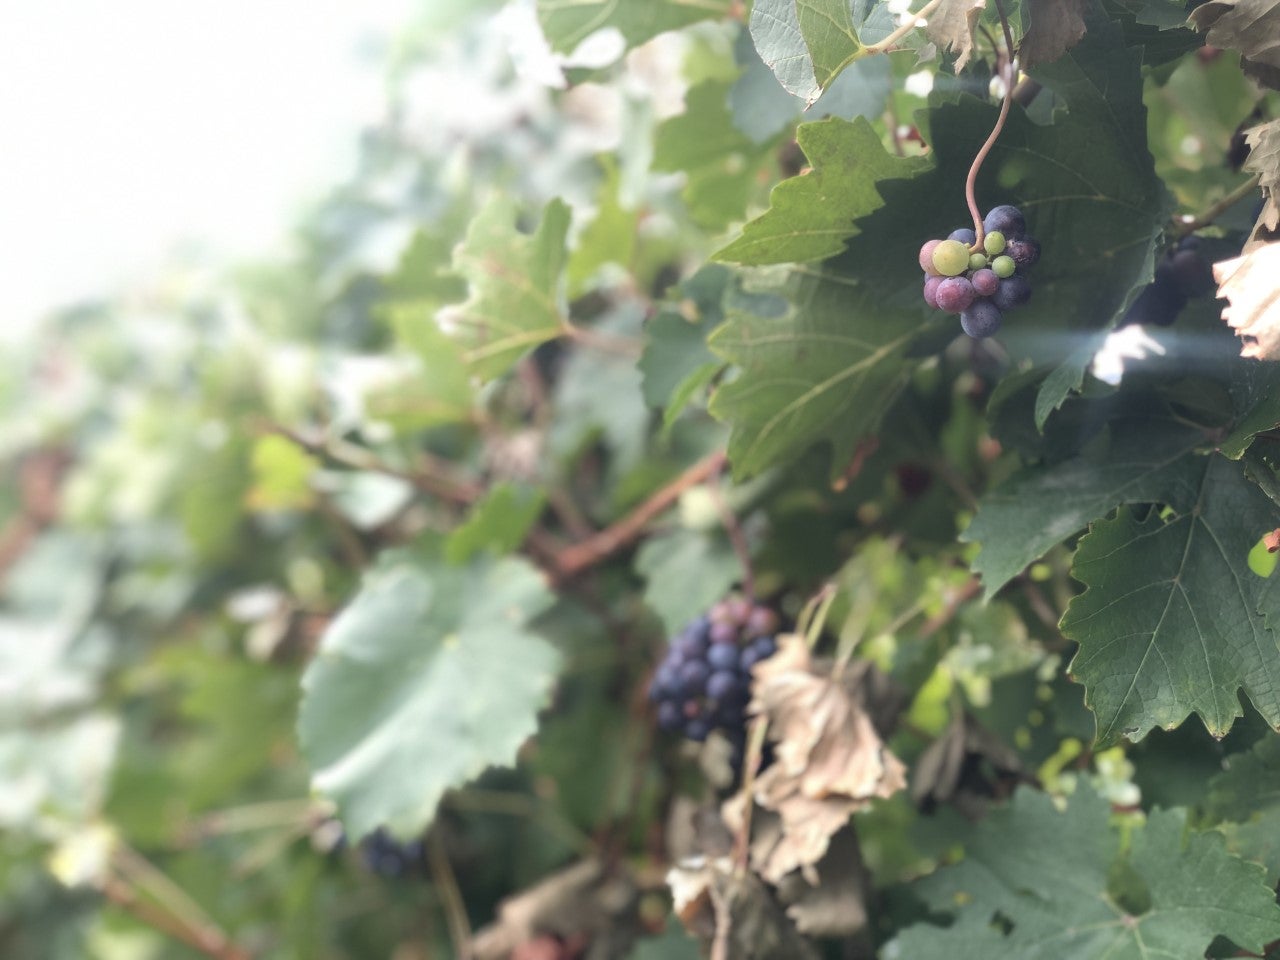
[1222,359,1280,459]
[635,530,742,635]
[298,546,559,839]
[1190,0,1280,89]
[1206,735,1280,823]
[795,0,866,94]
[925,0,986,73]
[385,305,477,427]
[536,0,732,55]
[654,81,767,230]
[1060,455,1280,744]
[709,264,922,479]
[895,785,1280,958]
[748,0,888,103]
[248,434,318,511]
[713,117,929,266]
[1113,0,1191,29]
[962,417,1207,597]
[385,225,467,307]
[748,0,821,103]
[639,267,724,419]
[567,156,638,298]
[445,197,570,382]
[445,484,546,565]
[1020,0,1090,67]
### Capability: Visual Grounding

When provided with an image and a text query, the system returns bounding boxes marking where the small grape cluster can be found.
[360,828,424,878]
[918,205,1041,339]
[1120,235,1215,327]
[648,597,779,745]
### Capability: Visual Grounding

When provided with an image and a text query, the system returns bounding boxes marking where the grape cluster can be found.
[918,205,1040,339]
[647,597,780,746]
[360,828,424,878]
[1120,235,1215,327]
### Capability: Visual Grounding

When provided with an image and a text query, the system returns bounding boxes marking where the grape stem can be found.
[864,0,947,55]
[966,0,1017,249]
[1174,172,1261,236]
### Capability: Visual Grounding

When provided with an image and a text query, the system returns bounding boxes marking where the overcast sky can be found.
[0,0,415,333]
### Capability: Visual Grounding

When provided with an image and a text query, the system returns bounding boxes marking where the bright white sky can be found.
[0,0,415,334]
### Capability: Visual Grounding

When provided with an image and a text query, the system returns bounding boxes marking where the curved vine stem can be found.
[966,0,1017,249]
[864,0,947,55]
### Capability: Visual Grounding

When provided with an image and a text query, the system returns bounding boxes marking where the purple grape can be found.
[971,268,999,297]
[1005,236,1040,268]
[935,276,976,313]
[1122,280,1186,327]
[707,670,743,701]
[983,205,1025,239]
[685,718,712,742]
[678,659,710,696]
[991,275,1032,311]
[709,620,737,645]
[948,227,977,245]
[657,700,682,731]
[751,636,777,660]
[708,643,739,671]
[1170,247,1213,298]
[923,275,944,308]
[745,606,779,638]
[961,299,1003,338]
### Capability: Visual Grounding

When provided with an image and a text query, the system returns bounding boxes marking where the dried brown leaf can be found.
[1020,0,1090,68]
[775,827,871,937]
[926,0,987,73]
[737,636,907,883]
[1215,242,1280,360]
[1246,120,1280,242]
[1190,0,1280,89]
[910,713,1024,819]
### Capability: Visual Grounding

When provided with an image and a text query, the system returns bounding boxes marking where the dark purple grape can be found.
[657,700,682,730]
[707,670,743,701]
[649,661,679,700]
[961,299,1003,338]
[1005,236,1040,268]
[923,275,944,308]
[983,205,1025,239]
[1122,280,1186,327]
[685,718,712,742]
[935,276,976,313]
[745,606,779,638]
[1170,247,1214,298]
[678,659,710,696]
[708,643,740,671]
[948,227,977,245]
[673,625,708,658]
[751,636,777,660]
[991,275,1032,311]
[709,620,737,645]
[361,829,424,878]
[971,268,999,296]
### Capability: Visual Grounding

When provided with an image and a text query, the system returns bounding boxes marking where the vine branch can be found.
[966,0,1017,247]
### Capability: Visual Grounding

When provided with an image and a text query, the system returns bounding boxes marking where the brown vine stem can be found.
[864,0,946,55]
[1174,172,1262,236]
[553,450,727,580]
[966,0,1017,248]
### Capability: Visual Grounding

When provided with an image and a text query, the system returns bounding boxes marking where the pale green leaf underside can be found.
[299,548,558,839]
[537,0,732,55]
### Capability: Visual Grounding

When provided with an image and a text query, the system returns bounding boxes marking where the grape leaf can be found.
[639,266,724,424]
[708,264,923,479]
[713,117,930,266]
[795,0,867,93]
[385,225,467,307]
[1060,455,1280,744]
[567,156,638,298]
[445,484,546,565]
[1222,358,1280,459]
[748,0,822,104]
[1206,737,1280,882]
[298,546,559,839]
[444,197,570,383]
[1112,0,1192,29]
[386,305,477,427]
[1190,0,1280,90]
[925,0,986,73]
[1020,0,1090,67]
[961,417,1207,597]
[635,529,741,635]
[895,785,1280,958]
[536,0,732,55]
[748,0,886,103]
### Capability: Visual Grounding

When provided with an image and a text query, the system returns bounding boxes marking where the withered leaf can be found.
[1020,0,1090,68]
[737,636,907,883]
[911,712,1025,819]
[1216,242,1280,360]
[1246,120,1280,240]
[775,826,872,937]
[1190,0,1280,90]
[926,0,987,73]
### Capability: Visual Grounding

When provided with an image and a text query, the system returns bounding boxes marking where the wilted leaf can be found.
[1020,0,1090,67]
[740,637,907,882]
[1216,242,1280,360]
[910,713,1024,819]
[894,785,1280,957]
[1190,0,1280,89]
[774,826,871,937]
[926,0,986,72]
[298,545,559,839]
[445,197,570,382]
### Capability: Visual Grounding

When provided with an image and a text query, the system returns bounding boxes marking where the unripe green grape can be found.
[984,231,1006,255]
[969,253,988,271]
[992,255,1016,278]
[931,239,970,277]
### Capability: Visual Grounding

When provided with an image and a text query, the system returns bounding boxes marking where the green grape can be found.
[931,239,970,277]
[984,231,1006,255]
[992,255,1016,278]
[968,253,988,271]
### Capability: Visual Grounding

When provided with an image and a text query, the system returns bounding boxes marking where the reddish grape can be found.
[923,275,944,308]
[935,276,976,313]
[919,239,942,275]
[971,268,999,296]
